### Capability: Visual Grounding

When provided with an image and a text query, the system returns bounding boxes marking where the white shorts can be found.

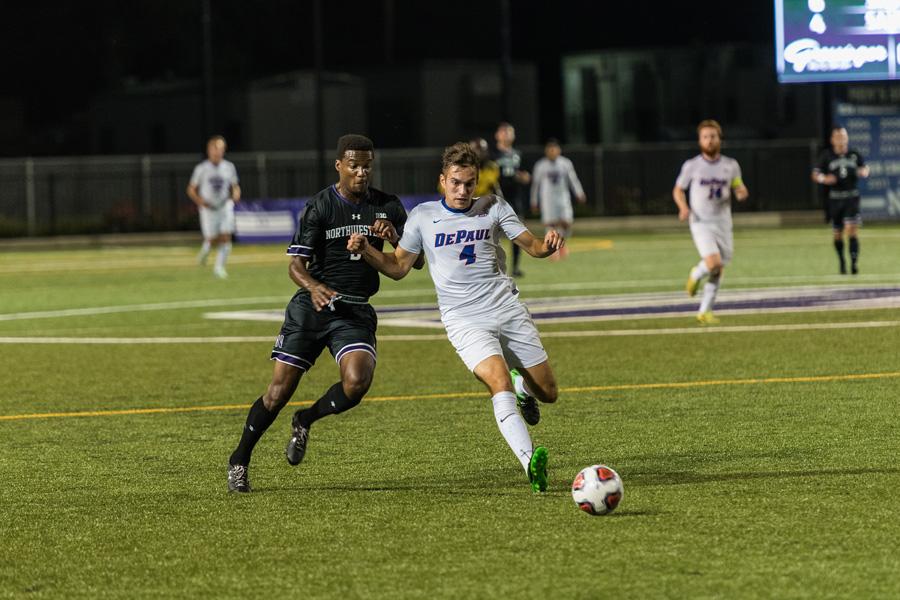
[443,301,549,372]
[199,201,235,239]
[690,220,733,265]
[540,196,574,225]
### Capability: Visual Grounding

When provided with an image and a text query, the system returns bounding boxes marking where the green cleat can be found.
[511,369,540,426]
[528,446,549,493]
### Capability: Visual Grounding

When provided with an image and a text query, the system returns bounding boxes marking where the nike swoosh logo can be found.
[432,219,442,223]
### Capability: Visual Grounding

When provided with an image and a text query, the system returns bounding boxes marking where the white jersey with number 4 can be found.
[398,195,527,319]
[675,154,742,225]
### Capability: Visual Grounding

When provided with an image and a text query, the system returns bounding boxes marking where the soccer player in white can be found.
[672,120,749,324]
[347,142,565,493]
[187,135,241,278]
[530,138,586,259]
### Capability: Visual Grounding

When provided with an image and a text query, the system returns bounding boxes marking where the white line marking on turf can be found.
[2,320,900,344]
[0,297,286,321]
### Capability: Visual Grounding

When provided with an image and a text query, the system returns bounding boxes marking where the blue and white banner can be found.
[235,195,441,243]
[776,0,900,83]
[834,102,900,220]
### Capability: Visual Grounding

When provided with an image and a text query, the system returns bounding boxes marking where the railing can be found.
[0,140,820,237]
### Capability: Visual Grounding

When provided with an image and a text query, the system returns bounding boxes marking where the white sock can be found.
[215,243,232,270]
[198,241,212,262]
[699,277,720,314]
[691,260,710,282]
[492,391,533,471]
[512,371,533,398]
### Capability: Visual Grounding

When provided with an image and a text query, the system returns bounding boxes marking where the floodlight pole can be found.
[201,0,214,138]
[313,0,326,190]
[499,0,513,122]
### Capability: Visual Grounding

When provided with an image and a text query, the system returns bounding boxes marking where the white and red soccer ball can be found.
[571,465,623,516]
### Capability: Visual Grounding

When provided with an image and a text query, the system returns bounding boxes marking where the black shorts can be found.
[829,196,861,230]
[270,292,377,372]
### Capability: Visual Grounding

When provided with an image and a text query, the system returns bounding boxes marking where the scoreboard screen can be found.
[776,0,900,82]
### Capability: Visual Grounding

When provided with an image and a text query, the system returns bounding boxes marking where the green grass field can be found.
[2,226,900,599]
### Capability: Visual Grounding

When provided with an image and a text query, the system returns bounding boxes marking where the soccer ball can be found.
[571,465,623,516]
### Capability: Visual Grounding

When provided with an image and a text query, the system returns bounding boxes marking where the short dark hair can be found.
[336,134,374,159]
[207,135,226,146]
[441,142,480,172]
[545,137,560,147]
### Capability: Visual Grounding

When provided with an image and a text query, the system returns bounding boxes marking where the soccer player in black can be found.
[812,126,869,275]
[493,122,531,277]
[227,134,416,493]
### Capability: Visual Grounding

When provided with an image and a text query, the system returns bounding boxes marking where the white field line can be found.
[0,253,288,274]
[3,281,900,323]
[0,297,286,322]
[2,320,900,344]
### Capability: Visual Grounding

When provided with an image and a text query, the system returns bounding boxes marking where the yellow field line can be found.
[3,371,899,422]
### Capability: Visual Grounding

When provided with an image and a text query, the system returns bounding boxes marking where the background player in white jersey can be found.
[187,135,241,278]
[347,142,565,494]
[672,120,749,325]
[530,138,586,259]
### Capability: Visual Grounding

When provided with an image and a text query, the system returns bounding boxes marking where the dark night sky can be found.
[1,1,773,154]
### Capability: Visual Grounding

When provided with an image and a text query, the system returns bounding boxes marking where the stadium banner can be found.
[834,101,900,220]
[234,195,441,243]
[775,0,900,83]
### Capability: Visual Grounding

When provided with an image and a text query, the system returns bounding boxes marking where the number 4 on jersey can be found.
[459,244,476,265]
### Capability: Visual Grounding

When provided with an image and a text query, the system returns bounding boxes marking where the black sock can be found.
[849,237,859,264]
[298,382,361,428]
[229,397,280,466]
[834,239,845,267]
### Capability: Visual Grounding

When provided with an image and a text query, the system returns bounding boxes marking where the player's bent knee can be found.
[341,372,372,401]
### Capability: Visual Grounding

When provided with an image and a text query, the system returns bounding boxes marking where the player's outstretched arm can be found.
[347,233,419,280]
[512,229,564,259]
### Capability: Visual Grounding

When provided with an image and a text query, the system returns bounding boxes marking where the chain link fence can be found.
[0,140,819,237]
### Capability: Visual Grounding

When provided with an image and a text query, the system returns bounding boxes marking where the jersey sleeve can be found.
[189,164,203,186]
[495,196,528,240]
[397,206,423,255]
[530,160,545,206]
[675,160,693,190]
[287,200,322,258]
[564,158,585,198]
[388,195,408,238]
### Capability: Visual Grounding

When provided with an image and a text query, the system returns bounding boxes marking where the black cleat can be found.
[285,411,310,466]
[851,264,859,275]
[511,369,540,426]
[512,268,524,278]
[840,263,847,275]
[227,464,251,493]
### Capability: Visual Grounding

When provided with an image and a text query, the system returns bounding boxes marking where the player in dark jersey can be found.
[493,122,531,277]
[812,126,869,275]
[226,134,416,493]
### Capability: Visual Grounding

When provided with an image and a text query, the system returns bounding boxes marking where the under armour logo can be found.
[351,214,361,220]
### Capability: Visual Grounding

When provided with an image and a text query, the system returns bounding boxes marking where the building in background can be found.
[562,43,823,144]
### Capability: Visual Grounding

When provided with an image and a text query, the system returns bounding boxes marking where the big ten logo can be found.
[275,334,284,349]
